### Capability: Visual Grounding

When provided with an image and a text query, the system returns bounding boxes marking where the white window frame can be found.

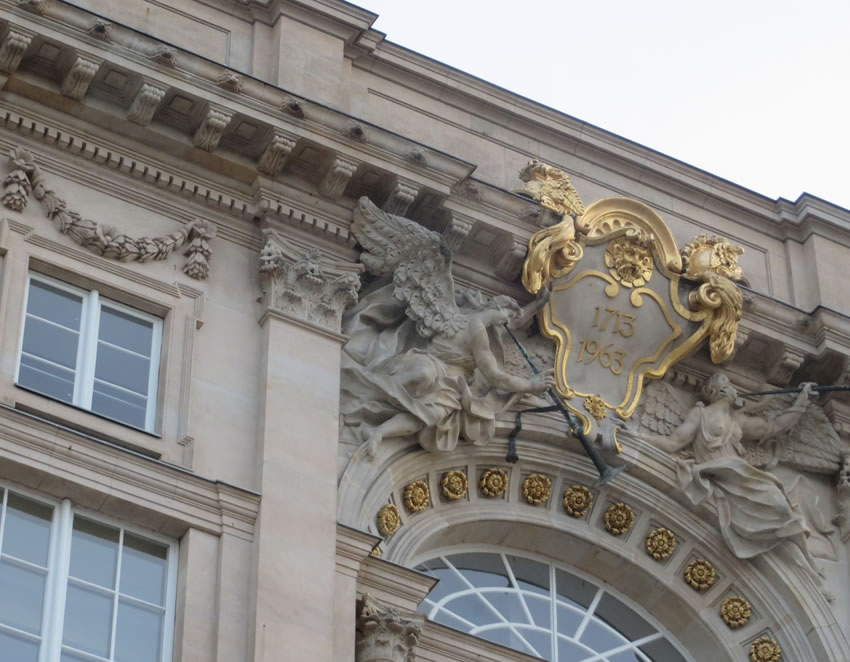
[15,273,163,433]
[0,482,179,662]
[414,546,696,662]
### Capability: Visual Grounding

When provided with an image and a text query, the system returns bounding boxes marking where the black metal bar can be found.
[503,325,625,485]
[739,384,850,399]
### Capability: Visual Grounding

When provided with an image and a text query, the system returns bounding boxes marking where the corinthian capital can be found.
[356,595,423,662]
[258,229,363,334]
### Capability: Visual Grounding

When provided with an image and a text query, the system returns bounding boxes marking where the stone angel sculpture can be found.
[638,372,848,580]
[340,197,553,458]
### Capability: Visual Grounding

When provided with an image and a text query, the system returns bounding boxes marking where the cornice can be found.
[357,554,437,612]
[357,41,850,243]
[0,403,260,540]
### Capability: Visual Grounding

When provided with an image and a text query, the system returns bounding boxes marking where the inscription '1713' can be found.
[575,306,636,375]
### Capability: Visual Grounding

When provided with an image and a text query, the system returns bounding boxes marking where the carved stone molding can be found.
[127,81,168,126]
[835,452,850,541]
[61,54,101,101]
[356,594,423,662]
[17,0,47,16]
[192,106,232,152]
[766,346,806,386]
[2,147,215,279]
[496,234,528,280]
[319,156,358,200]
[216,70,243,94]
[257,130,298,176]
[86,19,111,41]
[383,181,419,216]
[148,44,176,67]
[441,216,472,253]
[0,28,34,76]
[258,229,363,333]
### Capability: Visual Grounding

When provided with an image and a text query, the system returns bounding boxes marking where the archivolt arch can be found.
[338,431,850,661]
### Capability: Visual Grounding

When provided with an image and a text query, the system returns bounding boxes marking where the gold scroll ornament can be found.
[517,162,744,446]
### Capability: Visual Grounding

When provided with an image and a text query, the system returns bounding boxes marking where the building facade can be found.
[0,1,848,661]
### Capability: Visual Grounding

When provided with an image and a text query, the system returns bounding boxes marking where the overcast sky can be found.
[357,0,850,210]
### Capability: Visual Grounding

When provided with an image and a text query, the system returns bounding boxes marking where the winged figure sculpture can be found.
[637,373,849,579]
[340,197,553,458]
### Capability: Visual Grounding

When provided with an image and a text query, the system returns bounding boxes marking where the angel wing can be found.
[637,380,699,437]
[352,197,465,339]
[741,393,849,474]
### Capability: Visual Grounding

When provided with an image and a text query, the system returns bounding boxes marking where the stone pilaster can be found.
[253,232,362,662]
[356,595,423,662]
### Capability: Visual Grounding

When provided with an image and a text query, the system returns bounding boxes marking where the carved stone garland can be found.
[2,148,215,279]
[356,595,423,662]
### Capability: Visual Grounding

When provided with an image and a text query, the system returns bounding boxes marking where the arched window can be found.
[416,552,691,662]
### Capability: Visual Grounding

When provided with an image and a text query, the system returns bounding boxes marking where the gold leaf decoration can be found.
[480,468,508,498]
[603,502,635,535]
[563,485,594,518]
[645,527,677,561]
[440,470,468,501]
[376,504,401,537]
[604,235,653,288]
[720,596,752,629]
[681,234,744,282]
[370,545,382,558]
[584,395,608,423]
[688,271,743,364]
[522,474,552,505]
[684,559,716,591]
[513,159,585,217]
[403,480,430,513]
[749,636,782,662]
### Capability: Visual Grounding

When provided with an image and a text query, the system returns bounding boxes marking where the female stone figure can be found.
[642,373,821,578]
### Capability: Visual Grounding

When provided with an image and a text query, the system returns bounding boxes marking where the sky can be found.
[357,0,850,210]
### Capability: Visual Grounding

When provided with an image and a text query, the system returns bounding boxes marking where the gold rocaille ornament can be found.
[563,485,594,518]
[645,527,677,561]
[480,468,508,498]
[522,474,552,505]
[583,394,608,423]
[684,559,717,591]
[520,163,745,447]
[403,480,430,513]
[440,470,468,501]
[376,504,401,537]
[720,596,752,629]
[603,502,634,535]
[749,636,782,662]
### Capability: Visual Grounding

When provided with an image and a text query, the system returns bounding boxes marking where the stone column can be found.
[252,230,362,662]
[356,595,424,662]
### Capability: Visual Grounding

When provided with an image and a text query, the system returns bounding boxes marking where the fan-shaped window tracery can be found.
[416,552,691,662]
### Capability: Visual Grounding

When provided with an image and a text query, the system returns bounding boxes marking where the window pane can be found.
[94,344,151,395]
[3,494,53,566]
[22,316,80,370]
[640,637,688,662]
[0,559,47,634]
[91,382,147,429]
[0,629,40,662]
[580,619,628,652]
[62,583,113,658]
[115,599,163,662]
[99,307,153,357]
[120,535,167,606]
[596,593,655,641]
[69,518,119,588]
[27,280,82,331]
[18,354,76,404]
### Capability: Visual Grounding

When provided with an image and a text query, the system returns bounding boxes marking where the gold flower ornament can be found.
[480,468,508,498]
[376,504,401,537]
[684,559,716,591]
[440,470,468,500]
[603,502,634,535]
[749,636,782,662]
[403,480,430,513]
[720,596,752,629]
[563,485,593,517]
[645,528,677,560]
[522,474,552,505]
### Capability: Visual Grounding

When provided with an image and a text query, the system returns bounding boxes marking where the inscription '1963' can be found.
[575,306,636,375]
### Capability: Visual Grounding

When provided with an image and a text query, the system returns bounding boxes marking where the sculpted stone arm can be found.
[737,383,814,443]
[642,405,701,454]
[508,287,551,330]
[469,325,550,394]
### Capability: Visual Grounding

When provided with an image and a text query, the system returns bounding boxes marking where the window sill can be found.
[12,384,164,458]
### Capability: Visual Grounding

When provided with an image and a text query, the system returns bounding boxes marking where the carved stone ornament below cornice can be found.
[258,229,363,334]
[356,594,423,662]
[2,148,215,279]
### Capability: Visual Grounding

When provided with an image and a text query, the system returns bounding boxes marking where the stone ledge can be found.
[0,403,260,540]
